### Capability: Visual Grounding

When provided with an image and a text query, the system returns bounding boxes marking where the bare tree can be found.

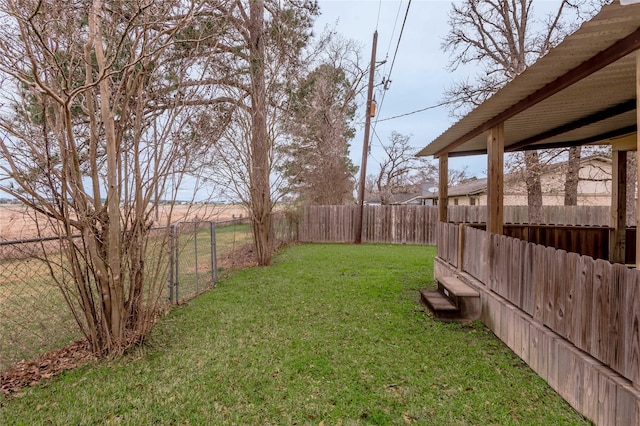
[371,132,417,205]
[0,0,223,357]
[368,132,448,204]
[447,167,472,187]
[442,0,606,222]
[564,146,582,205]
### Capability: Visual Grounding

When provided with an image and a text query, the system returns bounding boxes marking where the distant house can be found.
[391,181,439,205]
[367,181,438,206]
[416,155,613,207]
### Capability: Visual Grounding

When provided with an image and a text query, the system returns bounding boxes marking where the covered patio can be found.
[418,2,640,425]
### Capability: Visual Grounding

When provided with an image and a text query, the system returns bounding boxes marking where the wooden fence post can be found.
[458,223,465,271]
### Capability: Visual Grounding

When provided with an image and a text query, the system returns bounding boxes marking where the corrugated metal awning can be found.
[418,2,640,158]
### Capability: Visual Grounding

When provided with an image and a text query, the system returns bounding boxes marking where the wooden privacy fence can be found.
[457,224,640,386]
[297,205,358,243]
[297,205,439,244]
[298,205,617,245]
[447,205,612,226]
[436,222,459,267]
[462,225,488,283]
[504,224,637,264]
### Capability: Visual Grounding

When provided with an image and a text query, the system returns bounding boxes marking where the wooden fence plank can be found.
[564,252,580,342]
[625,268,640,385]
[516,239,527,308]
[508,237,521,305]
[597,371,617,426]
[489,234,501,293]
[533,244,546,323]
[591,259,611,365]
[463,226,487,283]
[575,255,594,353]
[554,250,568,338]
[610,264,628,375]
[559,345,586,414]
[522,242,536,316]
[543,246,557,329]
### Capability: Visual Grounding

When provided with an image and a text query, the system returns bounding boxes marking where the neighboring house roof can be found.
[420,178,487,200]
[389,193,423,204]
[445,178,488,197]
[422,155,612,199]
[418,2,640,158]
[367,192,425,205]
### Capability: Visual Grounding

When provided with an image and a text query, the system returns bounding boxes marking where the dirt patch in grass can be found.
[216,240,291,272]
[217,243,259,271]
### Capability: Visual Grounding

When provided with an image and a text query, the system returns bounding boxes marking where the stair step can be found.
[437,276,479,298]
[420,289,458,312]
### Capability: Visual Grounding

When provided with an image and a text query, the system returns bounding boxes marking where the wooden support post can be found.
[610,150,627,264]
[487,123,504,235]
[439,155,449,222]
[636,52,640,268]
[487,123,504,290]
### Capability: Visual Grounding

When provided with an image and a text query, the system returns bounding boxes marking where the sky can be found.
[0,1,579,202]
[314,0,589,182]
[314,0,488,180]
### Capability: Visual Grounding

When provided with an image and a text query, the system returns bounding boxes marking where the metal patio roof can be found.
[418,2,640,158]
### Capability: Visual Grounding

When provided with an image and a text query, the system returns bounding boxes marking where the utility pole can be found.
[355,30,378,244]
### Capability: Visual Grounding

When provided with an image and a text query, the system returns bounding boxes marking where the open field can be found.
[0,244,589,424]
[0,203,249,240]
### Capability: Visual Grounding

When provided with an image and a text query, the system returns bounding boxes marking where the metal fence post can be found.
[194,220,199,295]
[175,222,180,303]
[210,221,218,284]
[168,224,175,305]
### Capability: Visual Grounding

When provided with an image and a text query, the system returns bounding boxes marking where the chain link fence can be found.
[0,212,297,372]
[0,236,80,373]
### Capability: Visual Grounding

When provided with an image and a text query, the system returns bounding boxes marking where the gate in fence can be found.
[167,220,219,305]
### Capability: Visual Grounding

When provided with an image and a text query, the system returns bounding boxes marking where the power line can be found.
[371,0,412,137]
[375,0,383,30]
[386,0,412,89]
[385,1,405,63]
[376,101,450,123]
[375,1,405,103]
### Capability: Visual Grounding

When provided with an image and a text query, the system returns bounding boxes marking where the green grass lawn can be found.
[0,243,589,425]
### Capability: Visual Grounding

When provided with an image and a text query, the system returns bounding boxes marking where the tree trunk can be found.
[525,150,543,223]
[564,146,581,205]
[92,0,123,349]
[249,0,272,266]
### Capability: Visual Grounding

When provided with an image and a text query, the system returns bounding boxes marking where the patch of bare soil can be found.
[217,243,259,271]
[1,340,95,396]
[215,240,290,272]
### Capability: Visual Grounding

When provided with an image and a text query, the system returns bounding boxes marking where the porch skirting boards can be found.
[434,256,640,426]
